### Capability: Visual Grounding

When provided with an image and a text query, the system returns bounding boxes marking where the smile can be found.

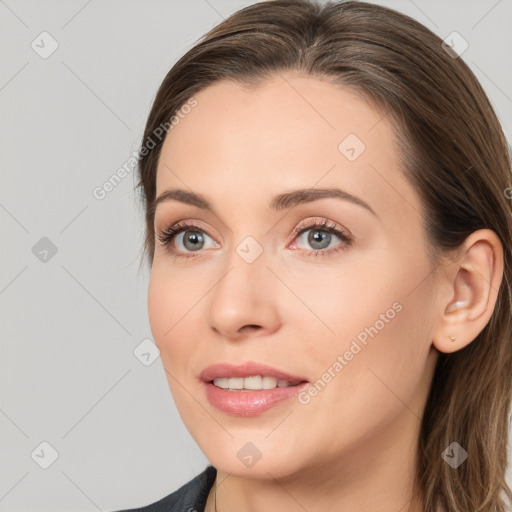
[212,375,302,391]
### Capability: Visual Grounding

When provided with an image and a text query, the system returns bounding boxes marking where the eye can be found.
[290,218,353,257]
[156,221,218,259]
[156,217,353,260]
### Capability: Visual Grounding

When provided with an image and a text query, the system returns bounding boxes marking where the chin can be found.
[196,431,309,480]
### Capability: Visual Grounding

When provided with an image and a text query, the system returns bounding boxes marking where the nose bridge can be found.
[218,230,270,292]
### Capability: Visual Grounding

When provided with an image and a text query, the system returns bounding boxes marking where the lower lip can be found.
[203,381,309,416]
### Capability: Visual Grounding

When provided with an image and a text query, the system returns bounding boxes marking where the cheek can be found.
[148,263,200,336]
[148,271,200,422]
[147,269,191,368]
[294,299,430,460]
[147,271,170,343]
[296,250,433,405]
[285,257,395,353]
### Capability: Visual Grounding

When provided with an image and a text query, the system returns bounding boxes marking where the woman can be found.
[115,0,512,511]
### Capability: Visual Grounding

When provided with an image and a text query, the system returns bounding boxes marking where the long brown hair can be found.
[135,1,512,510]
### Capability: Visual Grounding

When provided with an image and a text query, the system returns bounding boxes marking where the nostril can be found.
[242,325,261,331]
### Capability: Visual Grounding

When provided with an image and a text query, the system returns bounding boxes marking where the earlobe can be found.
[432,229,504,354]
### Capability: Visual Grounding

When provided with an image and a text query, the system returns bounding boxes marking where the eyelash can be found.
[156,218,353,260]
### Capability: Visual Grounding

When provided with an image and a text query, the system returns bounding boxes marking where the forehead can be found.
[159,74,388,166]
[156,74,418,223]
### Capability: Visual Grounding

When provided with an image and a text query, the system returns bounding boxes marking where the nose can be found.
[207,249,282,342]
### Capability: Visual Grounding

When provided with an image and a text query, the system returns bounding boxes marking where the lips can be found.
[199,361,308,384]
[200,362,309,416]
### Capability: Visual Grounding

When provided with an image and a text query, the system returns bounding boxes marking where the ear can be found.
[432,229,504,354]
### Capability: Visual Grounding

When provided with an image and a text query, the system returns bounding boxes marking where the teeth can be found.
[213,375,300,391]
[263,376,277,389]
[245,375,263,390]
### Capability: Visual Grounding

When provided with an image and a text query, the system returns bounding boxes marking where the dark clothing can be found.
[112,465,217,512]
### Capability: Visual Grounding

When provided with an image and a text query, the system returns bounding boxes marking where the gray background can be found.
[1,0,511,511]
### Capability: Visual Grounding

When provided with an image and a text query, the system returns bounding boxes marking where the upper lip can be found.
[200,362,308,383]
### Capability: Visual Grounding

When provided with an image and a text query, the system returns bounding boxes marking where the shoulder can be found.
[111,465,217,512]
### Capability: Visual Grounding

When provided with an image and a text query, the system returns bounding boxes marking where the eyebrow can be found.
[151,187,377,217]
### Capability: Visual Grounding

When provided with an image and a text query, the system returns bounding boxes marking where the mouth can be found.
[200,361,308,386]
[200,362,309,416]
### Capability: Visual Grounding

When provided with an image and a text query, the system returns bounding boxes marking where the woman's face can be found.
[148,74,441,479]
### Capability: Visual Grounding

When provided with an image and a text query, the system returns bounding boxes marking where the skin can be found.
[147,73,503,512]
